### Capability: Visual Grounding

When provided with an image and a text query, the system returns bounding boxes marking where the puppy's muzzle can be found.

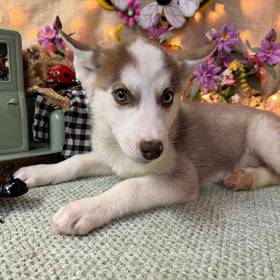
[140,140,163,161]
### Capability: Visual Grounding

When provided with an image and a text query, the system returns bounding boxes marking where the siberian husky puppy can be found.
[15,32,280,235]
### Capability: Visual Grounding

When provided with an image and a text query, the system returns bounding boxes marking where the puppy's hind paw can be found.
[223,169,255,191]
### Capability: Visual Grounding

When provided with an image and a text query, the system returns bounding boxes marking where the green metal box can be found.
[0,29,65,161]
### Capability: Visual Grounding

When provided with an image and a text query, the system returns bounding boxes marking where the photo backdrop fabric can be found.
[0,0,279,50]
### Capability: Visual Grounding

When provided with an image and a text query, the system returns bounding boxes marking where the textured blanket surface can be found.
[1,176,280,280]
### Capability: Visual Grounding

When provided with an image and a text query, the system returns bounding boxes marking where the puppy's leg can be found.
[52,172,199,235]
[224,166,280,191]
[14,153,112,188]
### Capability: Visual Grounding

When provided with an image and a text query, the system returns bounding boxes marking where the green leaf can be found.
[247,73,261,91]
[245,67,257,76]
[265,64,277,80]
[232,52,245,60]
[246,40,260,53]
[251,47,261,53]
[222,87,234,99]
[189,81,201,101]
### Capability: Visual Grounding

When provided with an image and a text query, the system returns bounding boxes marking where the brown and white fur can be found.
[15,33,280,235]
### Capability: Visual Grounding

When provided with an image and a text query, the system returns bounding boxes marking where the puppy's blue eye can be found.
[113,88,131,105]
[161,89,174,107]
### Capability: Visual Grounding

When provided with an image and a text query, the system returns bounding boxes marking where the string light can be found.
[9,8,28,27]
[207,3,225,24]
[69,18,86,33]
[161,37,183,52]
[168,37,182,48]
[83,0,99,10]
[240,30,252,42]
[107,28,115,38]
[240,0,261,18]
[194,12,202,23]
[276,15,280,30]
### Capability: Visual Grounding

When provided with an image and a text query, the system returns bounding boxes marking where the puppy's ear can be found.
[178,40,217,82]
[60,31,102,90]
[60,31,99,71]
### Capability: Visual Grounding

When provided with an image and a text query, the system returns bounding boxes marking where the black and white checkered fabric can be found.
[33,86,92,158]
[33,95,51,141]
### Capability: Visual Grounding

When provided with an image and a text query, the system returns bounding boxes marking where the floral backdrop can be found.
[1,0,280,112]
[0,0,279,48]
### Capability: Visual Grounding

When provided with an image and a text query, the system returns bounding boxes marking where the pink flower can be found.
[248,54,266,78]
[120,0,141,26]
[220,69,236,86]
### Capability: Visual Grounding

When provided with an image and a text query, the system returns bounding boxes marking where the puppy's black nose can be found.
[140,140,163,161]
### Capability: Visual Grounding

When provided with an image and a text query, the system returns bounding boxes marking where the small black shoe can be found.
[0,178,28,198]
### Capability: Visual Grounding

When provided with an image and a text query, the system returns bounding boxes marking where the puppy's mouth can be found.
[135,150,165,164]
[134,157,154,164]
[125,152,163,165]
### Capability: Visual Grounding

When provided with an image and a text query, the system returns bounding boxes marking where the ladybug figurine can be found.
[48,65,76,84]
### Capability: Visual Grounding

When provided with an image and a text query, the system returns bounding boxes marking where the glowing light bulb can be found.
[108,28,115,37]
[70,18,86,33]
[83,0,99,10]
[276,15,280,30]
[9,8,28,27]
[194,12,202,23]
[240,30,252,42]
[240,0,262,18]
[207,3,225,24]
[169,37,182,48]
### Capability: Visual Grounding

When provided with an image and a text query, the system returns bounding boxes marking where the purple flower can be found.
[148,24,172,40]
[265,29,277,42]
[53,37,65,50]
[38,25,58,45]
[257,39,280,66]
[209,25,240,53]
[194,58,222,93]
[38,23,65,54]
[216,52,234,67]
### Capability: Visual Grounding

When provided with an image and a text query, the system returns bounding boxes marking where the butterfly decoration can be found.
[97,0,201,29]
[138,0,200,29]
[96,0,213,44]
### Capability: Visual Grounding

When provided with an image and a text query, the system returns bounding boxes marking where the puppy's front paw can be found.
[52,197,109,235]
[14,165,56,188]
